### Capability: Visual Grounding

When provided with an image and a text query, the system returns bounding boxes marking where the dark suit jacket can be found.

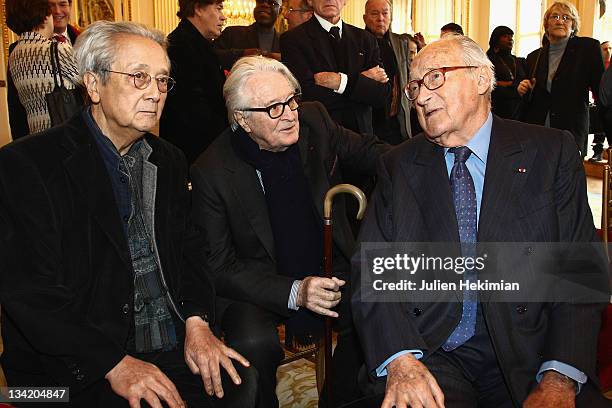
[280,17,391,134]
[66,24,79,45]
[0,112,215,396]
[521,36,604,148]
[214,23,280,70]
[190,101,388,317]
[351,116,609,404]
[160,19,228,165]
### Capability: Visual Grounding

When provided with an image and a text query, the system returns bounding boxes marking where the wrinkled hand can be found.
[361,65,389,83]
[184,316,250,399]
[523,372,575,408]
[314,72,342,90]
[517,78,534,96]
[414,32,426,49]
[297,276,345,317]
[105,355,185,408]
[382,354,445,408]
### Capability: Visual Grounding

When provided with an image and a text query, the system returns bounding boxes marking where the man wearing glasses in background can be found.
[0,21,257,408]
[214,0,282,70]
[190,56,389,407]
[350,34,610,408]
[282,0,313,31]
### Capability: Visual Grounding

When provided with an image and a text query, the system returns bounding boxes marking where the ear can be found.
[234,112,251,132]
[83,72,101,104]
[476,66,491,96]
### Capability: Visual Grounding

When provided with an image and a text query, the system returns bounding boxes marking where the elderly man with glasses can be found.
[0,21,258,408]
[349,34,610,408]
[282,0,313,30]
[190,56,389,407]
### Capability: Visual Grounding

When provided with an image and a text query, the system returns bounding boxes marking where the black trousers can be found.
[219,295,364,408]
[4,345,258,408]
[341,306,611,408]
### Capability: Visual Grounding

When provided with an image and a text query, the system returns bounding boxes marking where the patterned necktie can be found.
[442,146,478,351]
[54,34,67,43]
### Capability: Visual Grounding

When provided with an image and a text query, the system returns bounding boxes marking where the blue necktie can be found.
[442,146,478,351]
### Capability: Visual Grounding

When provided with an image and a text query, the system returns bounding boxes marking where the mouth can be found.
[424,108,441,119]
[53,15,65,21]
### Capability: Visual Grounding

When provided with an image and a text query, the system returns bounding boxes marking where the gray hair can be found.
[416,35,496,99]
[223,56,301,128]
[73,21,168,85]
[544,1,580,36]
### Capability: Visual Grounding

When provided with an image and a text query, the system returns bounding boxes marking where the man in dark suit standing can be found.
[280,0,390,135]
[191,56,389,407]
[350,35,610,408]
[363,0,411,144]
[49,0,79,44]
[161,0,229,165]
[214,0,282,70]
[0,21,256,408]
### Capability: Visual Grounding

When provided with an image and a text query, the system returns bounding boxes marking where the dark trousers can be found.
[4,346,258,408]
[219,296,364,408]
[342,306,611,408]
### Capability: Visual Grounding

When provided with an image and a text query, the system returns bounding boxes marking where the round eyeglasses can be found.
[405,66,476,101]
[241,93,301,119]
[102,69,176,93]
[548,14,573,22]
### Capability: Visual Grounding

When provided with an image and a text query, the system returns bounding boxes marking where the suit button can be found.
[413,308,422,316]
[525,246,533,255]
[122,303,130,314]
[516,305,527,314]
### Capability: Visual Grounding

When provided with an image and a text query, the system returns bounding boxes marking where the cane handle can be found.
[323,184,367,220]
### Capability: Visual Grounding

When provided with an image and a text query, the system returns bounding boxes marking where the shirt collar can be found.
[314,13,343,36]
[444,112,492,165]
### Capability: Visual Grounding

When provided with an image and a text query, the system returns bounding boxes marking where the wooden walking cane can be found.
[322,184,367,406]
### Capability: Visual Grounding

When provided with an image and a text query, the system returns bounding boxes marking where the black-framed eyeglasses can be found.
[241,93,301,119]
[548,14,573,22]
[101,69,176,93]
[405,66,477,101]
[256,0,280,7]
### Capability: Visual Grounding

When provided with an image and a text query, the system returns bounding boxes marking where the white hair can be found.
[223,56,301,128]
[415,35,496,98]
[73,21,168,85]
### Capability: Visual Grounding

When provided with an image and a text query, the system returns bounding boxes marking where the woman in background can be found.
[487,26,527,120]
[7,0,79,135]
[518,1,604,156]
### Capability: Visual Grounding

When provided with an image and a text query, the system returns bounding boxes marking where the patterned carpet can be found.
[277,359,318,408]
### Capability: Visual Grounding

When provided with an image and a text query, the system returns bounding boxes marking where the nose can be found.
[415,83,433,106]
[144,80,162,102]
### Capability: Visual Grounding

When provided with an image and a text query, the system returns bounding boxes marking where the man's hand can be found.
[184,316,250,399]
[314,72,342,91]
[361,65,389,83]
[296,276,345,317]
[523,371,576,408]
[382,353,445,408]
[517,78,535,96]
[105,355,185,408]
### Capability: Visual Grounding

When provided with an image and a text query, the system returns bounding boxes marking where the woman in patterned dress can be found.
[7,0,79,134]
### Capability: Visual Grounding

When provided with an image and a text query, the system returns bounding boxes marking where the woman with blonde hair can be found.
[518,1,604,157]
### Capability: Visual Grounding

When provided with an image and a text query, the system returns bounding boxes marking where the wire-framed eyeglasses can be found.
[241,93,301,119]
[405,66,477,101]
[548,14,573,22]
[102,69,176,93]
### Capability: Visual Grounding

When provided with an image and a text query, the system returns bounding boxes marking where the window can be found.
[489,0,545,57]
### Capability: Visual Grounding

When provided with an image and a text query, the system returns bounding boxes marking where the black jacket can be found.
[0,112,215,396]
